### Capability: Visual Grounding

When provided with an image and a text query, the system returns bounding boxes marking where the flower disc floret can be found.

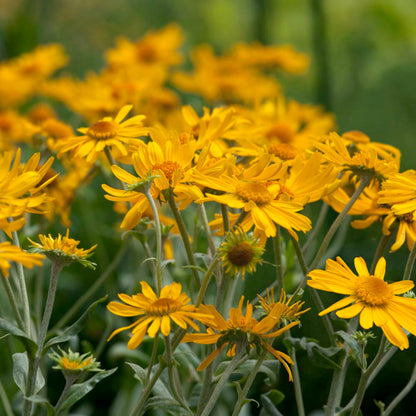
[87,120,118,139]
[236,182,273,205]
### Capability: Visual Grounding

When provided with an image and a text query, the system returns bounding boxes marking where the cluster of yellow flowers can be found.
[2,25,416,408]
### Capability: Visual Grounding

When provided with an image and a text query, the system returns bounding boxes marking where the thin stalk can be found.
[0,378,14,416]
[231,353,266,416]
[146,332,160,383]
[165,190,200,285]
[142,241,157,280]
[143,187,162,294]
[1,273,25,330]
[350,337,387,416]
[195,254,220,307]
[290,234,309,294]
[198,204,217,257]
[325,353,349,416]
[273,227,284,292]
[403,241,416,281]
[200,345,246,416]
[383,363,416,416]
[11,226,31,336]
[309,175,371,271]
[221,204,230,233]
[370,233,392,274]
[23,261,64,416]
[54,372,79,414]
[52,241,128,332]
[303,202,329,254]
[290,346,305,416]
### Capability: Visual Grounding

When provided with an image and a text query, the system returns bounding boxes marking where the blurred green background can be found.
[1,0,416,414]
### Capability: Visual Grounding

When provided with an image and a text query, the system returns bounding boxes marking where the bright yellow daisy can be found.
[182,296,299,379]
[107,281,212,349]
[55,105,147,163]
[0,242,44,277]
[307,256,416,350]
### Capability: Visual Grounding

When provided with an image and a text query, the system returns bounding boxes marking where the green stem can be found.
[52,241,127,332]
[54,372,79,414]
[195,254,220,307]
[290,345,305,416]
[1,273,25,330]
[0,378,14,416]
[302,202,329,254]
[200,345,246,416]
[325,353,349,416]
[23,261,64,416]
[383,363,416,416]
[290,234,309,294]
[11,227,31,336]
[370,233,392,274]
[231,353,266,416]
[165,190,200,285]
[146,332,160,383]
[350,337,387,416]
[221,204,230,233]
[273,227,284,292]
[403,241,416,281]
[143,187,162,294]
[309,175,371,271]
[198,204,217,257]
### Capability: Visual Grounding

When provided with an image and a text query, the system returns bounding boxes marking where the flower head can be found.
[49,347,101,373]
[107,281,212,349]
[28,229,96,269]
[182,296,299,380]
[218,227,264,279]
[307,256,416,350]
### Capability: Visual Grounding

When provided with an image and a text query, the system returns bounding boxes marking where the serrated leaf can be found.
[44,296,108,352]
[0,318,37,354]
[12,352,45,395]
[58,367,117,412]
[336,330,366,370]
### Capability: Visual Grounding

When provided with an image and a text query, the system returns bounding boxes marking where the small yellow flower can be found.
[182,296,299,380]
[308,256,416,350]
[49,347,101,373]
[28,230,96,269]
[218,227,264,279]
[107,281,212,349]
[0,242,44,277]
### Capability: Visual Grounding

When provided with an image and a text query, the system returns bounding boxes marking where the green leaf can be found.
[25,395,55,415]
[336,330,366,370]
[146,396,190,416]
[58,367,117,412]
[0,318,37,354]
[261,389,285,407]
[286,337,346,370]
[12,352,45,395]
[43,295,108,352]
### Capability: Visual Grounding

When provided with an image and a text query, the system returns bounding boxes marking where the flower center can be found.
[147,298,181,316]
[227,241,255,267]
[265,122,295,143]
[236,182,273,205]
[61,357,91,370]
[87,120,118,140]
[152,161,181,180]
[136,43,157,62]
[268,142,298,160]
[400,212,414,223]
[354,276,393,306]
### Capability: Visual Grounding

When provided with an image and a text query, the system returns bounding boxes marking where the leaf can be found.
[58,368,117,412]
[12,352,45,395]
[261,389,285,407]
[336,330,366,370]
[44,296,108,352]
[26,395,55,415]
[146,396,190,416]
[0,318,37,354]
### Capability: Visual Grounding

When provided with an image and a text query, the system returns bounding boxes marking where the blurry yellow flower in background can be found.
[107,281,212,349]
[308,256,416,350]
[0,242,44,277]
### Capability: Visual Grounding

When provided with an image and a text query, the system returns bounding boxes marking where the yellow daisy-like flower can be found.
[218,227,264,279]
[28,230,97,269]
[182,296,299,380]
[49,347,102,373]
[107,281,212,350]
[307,256,416,350]
[0,242,44,277]
[55,105,147,163]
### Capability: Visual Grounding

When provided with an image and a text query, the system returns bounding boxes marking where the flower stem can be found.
[199,345,246,416]
[309,174,371,271]
[196,254,220,307]
[273,227,284,292]
[370,233,392,274]
[146,332,160,383]
[302,202,329,254]
[403,241,416,281]
[1,272,25,330]
[143,187,163,294]
[54,372,79,414]
[0,378,14,416]
[23,260,64,416]
[290,346,305,416]
[165,190,200,285]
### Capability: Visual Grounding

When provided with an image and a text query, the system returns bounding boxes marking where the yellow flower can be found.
[182,296,299,380]
[49,347,101,373]
[307,256,416,350]
[0,242,44,277]
[218,227,264,279]
[55,105,147,163]
[107,281,211,349]
[28,229,96,268]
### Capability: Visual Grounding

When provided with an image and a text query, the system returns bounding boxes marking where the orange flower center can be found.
[354,276,393,306]
[61,357,91,370]
[87,120,118,140]
[268,142,298,160]
[266,122,295,142]
[152,161,181,180]
[227,241,254,267]
[147,298,182,316]
[236,182,273,205]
